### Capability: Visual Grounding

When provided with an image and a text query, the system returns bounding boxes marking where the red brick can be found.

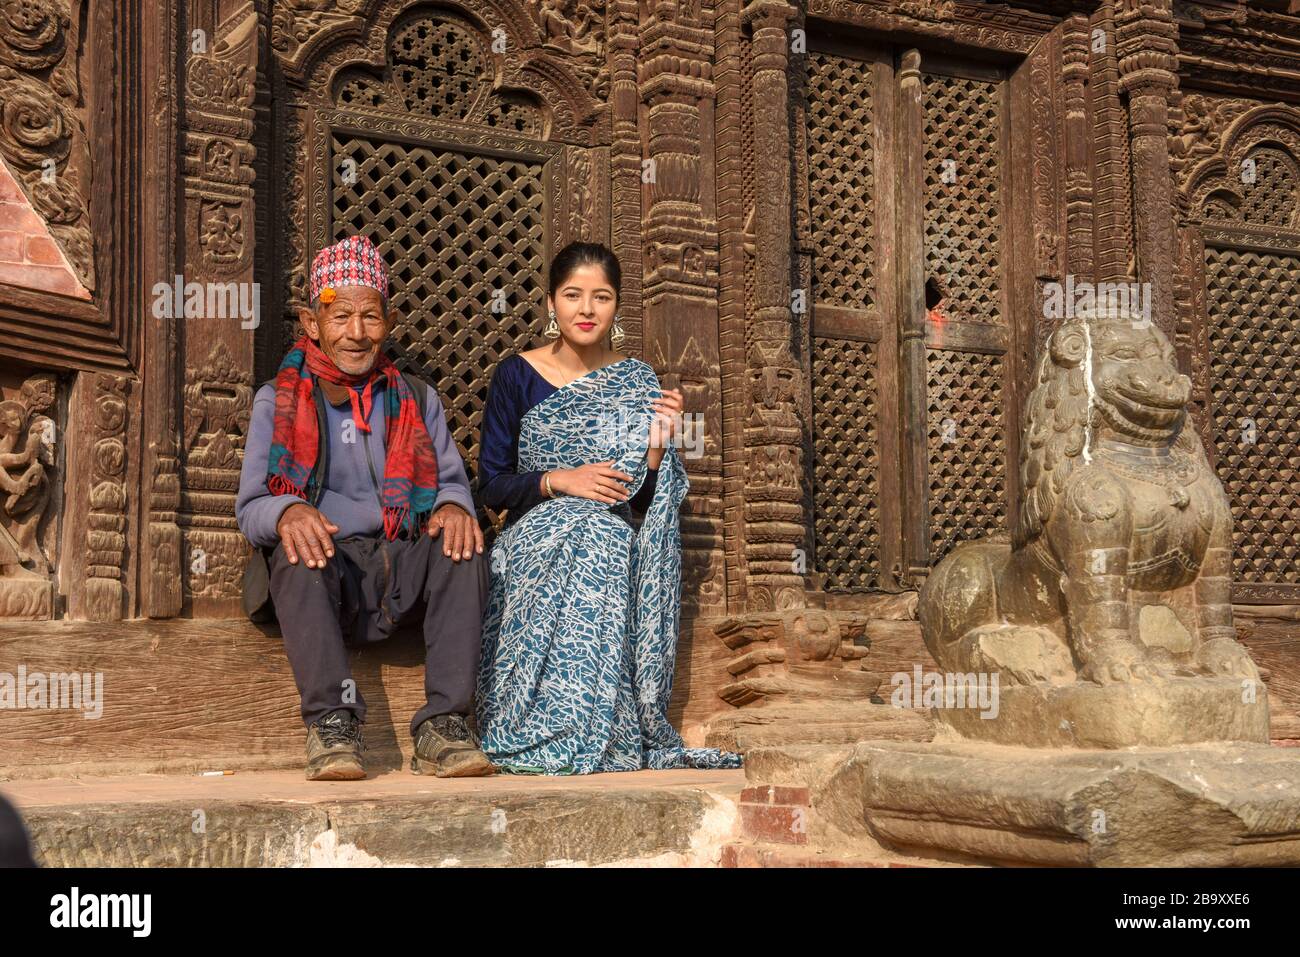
[0,173,24,203]
[740,784,810,806]
[0,202,33,231]
[0,261,86,298]
[25,234,63,266]
[0,229,22,263]
[739,803,809,845]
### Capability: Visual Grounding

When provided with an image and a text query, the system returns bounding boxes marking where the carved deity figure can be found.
[919,305,1258,688]
[0,376,56,577]
[535,0,601,56]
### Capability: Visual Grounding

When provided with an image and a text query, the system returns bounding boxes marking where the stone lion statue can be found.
[919,305,1259,687]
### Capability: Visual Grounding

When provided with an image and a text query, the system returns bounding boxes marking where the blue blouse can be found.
[477,354,659,525]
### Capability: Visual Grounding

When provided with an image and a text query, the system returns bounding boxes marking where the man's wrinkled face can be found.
[299,285,392,375]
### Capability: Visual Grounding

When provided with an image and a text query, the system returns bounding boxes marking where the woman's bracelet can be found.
[544,471,556,498]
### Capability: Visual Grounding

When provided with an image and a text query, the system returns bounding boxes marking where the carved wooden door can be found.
[1182,106,1300,603]
[269,3,590,494]
[804,37,1018,594]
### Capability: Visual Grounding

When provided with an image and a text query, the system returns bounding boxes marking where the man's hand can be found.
[276,503,340,569]
[427,502,484,562]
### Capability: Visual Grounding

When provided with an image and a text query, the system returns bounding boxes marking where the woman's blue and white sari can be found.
[475,358,743,773]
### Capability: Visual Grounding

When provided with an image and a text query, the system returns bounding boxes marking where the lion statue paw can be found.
[1079,637,1162,685]
[1195,635,1260,682]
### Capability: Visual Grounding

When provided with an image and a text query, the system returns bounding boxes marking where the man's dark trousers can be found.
[268,529,488,737]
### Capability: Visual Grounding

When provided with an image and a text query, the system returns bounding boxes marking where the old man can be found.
[236,235,495,780]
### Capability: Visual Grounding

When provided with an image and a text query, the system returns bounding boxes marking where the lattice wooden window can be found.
[329,132,549,477]
[812,337,882,589]
[298,7,563,491]
[922,71,1004,326]
[1204,246,1300,594]
[333,10,544,135]
[925,348,1007,558]
[807,49,877,311]
[806,44,890,592]
[918,67,1010,563]
[1236,147,1300,229]
[805,43,1014,590]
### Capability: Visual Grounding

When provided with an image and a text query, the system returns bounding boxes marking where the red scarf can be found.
[267,336,439,539]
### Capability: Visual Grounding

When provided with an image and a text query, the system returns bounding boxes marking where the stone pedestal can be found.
[934,676,1269,749]
[851,740,1300,866]
[741,739,1300,867]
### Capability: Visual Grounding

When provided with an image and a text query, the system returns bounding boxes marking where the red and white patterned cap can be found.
[309,235,390,305]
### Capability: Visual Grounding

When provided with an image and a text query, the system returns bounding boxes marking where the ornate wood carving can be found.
[175,1,260,616]
[806,0,1049,54]
[1174,96,1300,604]
[716,0,748,612]
[1061,15,1094,282]
[1091,1,1133,285]
[84,374,129,621]
[740,0,805,612]
[140,0,182,617]
[1175,2,1300,99]
[712,609,874,706]
[0,372,57,619]
[182,341,253,610]
[0,0,94,290]
[266,1,611,514]
[1116,0,1180,339]
[607,0,644,358]
[639,0,725,614]
[0,0,147,377]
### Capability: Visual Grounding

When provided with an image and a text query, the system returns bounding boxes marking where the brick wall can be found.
[0,159,89,301]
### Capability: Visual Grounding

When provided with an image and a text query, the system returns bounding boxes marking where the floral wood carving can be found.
[0,0,95,290]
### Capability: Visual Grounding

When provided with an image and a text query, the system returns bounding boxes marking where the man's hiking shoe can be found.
[411,713,496,777]
[306,709,366,781]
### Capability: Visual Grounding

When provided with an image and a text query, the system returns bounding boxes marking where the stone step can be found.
[719,842,960,868]
[3,767,746,867]
[0,618,719,781]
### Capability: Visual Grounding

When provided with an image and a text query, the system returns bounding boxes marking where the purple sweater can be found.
[236,377,477,548]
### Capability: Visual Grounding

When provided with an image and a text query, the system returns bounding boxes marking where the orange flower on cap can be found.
[319,287,337,304]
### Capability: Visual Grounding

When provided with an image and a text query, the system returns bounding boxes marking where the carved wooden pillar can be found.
[1116,0,1180,339]
[177,1,260,616]
[715,0,749,612]
[1018,26,1064,364]
[608,0,644,358]
[638,1,725,615]
[740,0,804,612]
[141,0,183,617]
[64,373,131,621]
[895,48,928,584]
[1061,15,1094,283]
[1090,0,1133,284]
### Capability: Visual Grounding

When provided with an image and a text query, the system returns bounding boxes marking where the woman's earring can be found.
[544,308,560,340]
[610,314,625,348]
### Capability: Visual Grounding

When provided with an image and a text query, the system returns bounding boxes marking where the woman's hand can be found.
[546,461,633,504]
[647,387,683,469]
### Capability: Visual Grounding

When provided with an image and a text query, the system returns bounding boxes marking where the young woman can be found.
[474,242,742,774]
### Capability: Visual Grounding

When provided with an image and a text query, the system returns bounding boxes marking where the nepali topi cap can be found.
[309,235,389,306]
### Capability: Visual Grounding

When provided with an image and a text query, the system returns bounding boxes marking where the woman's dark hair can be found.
[548,241,621,304]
